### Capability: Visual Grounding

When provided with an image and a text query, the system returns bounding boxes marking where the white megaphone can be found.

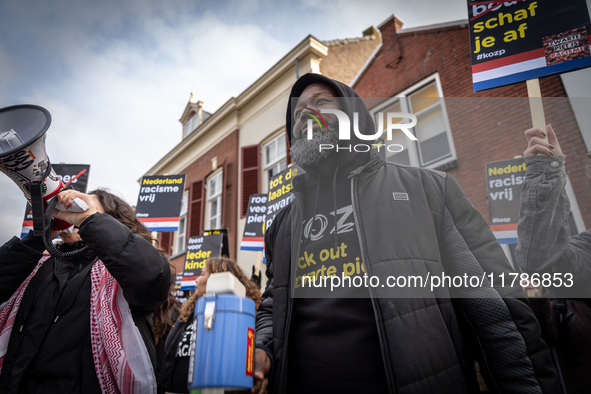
[0,104,88,238]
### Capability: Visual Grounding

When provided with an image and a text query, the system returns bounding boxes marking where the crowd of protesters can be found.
[1,76,590,394]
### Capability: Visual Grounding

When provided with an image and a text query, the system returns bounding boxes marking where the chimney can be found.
[362,26,381,43]
[393,15,404,31]
[378,14,404,69]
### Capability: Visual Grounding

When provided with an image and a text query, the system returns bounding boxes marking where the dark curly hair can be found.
[89,189,154,244]
[178,257,261,322]
[89,188,177,343]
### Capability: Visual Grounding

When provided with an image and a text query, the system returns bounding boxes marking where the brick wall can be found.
[354,18,591,228]
[321,36,380,85]
[170,130,240,274]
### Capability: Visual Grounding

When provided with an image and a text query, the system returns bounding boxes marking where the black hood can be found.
[286,74,379,252]
[286,73,377,178]
[286,73,376,147]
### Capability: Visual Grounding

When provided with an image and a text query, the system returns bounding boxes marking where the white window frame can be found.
[371,73,457,169]
[183,115,199,139]
[262,132,287,192]
[173,192,189,255]
[206,170,223,230]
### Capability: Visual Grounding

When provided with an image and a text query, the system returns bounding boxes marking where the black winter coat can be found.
[161,314,194,392]
[256,72,559,394]
[0,213,171,394]
[255,155,560,394]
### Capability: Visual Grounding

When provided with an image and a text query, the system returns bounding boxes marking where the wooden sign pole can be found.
[526,78,549,149]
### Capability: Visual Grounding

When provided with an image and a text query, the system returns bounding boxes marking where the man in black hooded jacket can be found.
[252,74,559,394]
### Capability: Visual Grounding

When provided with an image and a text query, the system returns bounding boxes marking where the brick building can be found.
[143,31,379,277]
[352,15,591,260]
[145,12,590,278]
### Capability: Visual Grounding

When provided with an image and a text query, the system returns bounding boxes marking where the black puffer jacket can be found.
[160,314,194,392]
[255,73,559,393]
[0,212,171,394]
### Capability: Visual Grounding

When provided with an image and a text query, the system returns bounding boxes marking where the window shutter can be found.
[241,144,260,218]
[187,179,204,237]
[159,232,172,256]
[222,159,228,227]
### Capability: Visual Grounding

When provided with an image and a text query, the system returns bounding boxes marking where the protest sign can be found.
[468,0,591,91]
[174,274,190,304]
[240,194,267,251]
[265,164,302,230]
[485,157,526,244]
[136,174,186,231]
[203,228,230,257]
[21,164,90,237]
[180,233,223,290]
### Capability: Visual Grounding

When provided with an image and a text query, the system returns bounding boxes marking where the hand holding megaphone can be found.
[55,197,88,213]
[0,104,95,258]
[53,190,97,228]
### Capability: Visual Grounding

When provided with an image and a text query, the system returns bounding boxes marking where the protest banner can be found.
[468,0,591,92]
[180,233,223,290]
[240,194,267,251]
[485,157,527,244]
[203,228,230,257]
[173,274,190,304]
[21,164,90,237]
[265,164,302,231]
[135,174,186,231]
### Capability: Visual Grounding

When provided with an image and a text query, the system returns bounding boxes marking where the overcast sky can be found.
[0,0,469,241]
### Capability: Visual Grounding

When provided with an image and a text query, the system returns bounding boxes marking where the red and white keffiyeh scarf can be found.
[0,254,156,394]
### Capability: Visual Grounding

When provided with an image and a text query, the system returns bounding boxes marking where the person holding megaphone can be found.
[0,188,172,394]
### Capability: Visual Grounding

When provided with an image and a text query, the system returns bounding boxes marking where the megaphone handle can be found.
[42,194,92,259]
[30,182,46,236]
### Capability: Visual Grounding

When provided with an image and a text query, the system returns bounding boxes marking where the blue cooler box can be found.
[188,294,256,391]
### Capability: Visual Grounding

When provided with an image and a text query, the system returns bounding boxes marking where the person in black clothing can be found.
[252,74,559,394]
[527,291,591,394]
[156,300,181,394]
[517,127,591,394]
[161,257,261,394]
[0,188,172,394]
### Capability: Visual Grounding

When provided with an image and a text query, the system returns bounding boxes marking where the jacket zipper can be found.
[350,176,396,393]
[280,196,304,388]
